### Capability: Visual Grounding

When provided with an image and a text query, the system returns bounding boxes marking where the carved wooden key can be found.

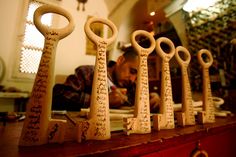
[123,30,155,135]
[77,17,117,142]
[153,37,175,131]
[19,5,74,146]
[197,49,215,124]
[175,46,195,126]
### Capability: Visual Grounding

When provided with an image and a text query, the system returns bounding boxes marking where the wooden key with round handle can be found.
[123,30,155,135]
[19,5,74,146]
[175,46,195,126]
[153,37,175,131]
[77,17,117,142]
[197,49,215,124]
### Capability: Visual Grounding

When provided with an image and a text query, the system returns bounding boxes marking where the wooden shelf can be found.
[1,114,236,156]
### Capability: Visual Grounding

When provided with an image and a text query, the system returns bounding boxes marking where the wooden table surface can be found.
[1,113,236,157]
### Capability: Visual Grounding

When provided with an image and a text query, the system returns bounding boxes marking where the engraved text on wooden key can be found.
[175,46,195,126]
[19,5,74,146]
[123,30,155,135]
[153,37,175,131]
[77,17,117,142]
[197,49,215,124]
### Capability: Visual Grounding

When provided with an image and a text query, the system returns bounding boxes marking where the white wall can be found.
[0,0,108,92]
[0,0,32,90]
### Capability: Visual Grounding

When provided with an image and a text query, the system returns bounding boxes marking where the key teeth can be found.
[123,117,151,135]
[48,119,67,144]
[153,114,175,130]
[176,112,186,127]
[197,111,215,124]
[153,114,161,131]
[123,117,136,135]
[77,119,111,143]
[77,120,90,143]
[175,112,195,126]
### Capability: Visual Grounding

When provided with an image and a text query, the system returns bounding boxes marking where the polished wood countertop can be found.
[1,114,236,157]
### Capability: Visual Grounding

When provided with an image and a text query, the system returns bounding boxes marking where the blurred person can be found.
[52,48,160,112]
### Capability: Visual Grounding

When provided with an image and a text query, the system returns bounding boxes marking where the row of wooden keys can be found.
[19,5,216,146]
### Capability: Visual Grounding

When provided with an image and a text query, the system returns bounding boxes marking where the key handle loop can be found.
[34,5,75,39]
[175,46,191,67]
[84,17,117,46]
[197,49,213,68]
[131,30,155,56]
[155,37,175,61]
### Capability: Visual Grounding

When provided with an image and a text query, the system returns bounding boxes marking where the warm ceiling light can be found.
[150,11,155,16]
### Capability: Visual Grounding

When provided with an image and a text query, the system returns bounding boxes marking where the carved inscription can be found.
[77,17,117,142]
[197,49,215,124]
[124,51,151,134]
[20,31,59,145]
[183,66,195,124]
[18,5,74,146]
[162,61,175,128]
[123,30,155,135]
[202,68,215,122]
[93,41,109,137]
[175,47,195,126]
[138,52,151,131]
[153,37,175,131]
[48,123,59,141]
[77,41,110,142]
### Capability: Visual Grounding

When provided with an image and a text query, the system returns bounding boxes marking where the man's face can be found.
[114,56,138,88]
